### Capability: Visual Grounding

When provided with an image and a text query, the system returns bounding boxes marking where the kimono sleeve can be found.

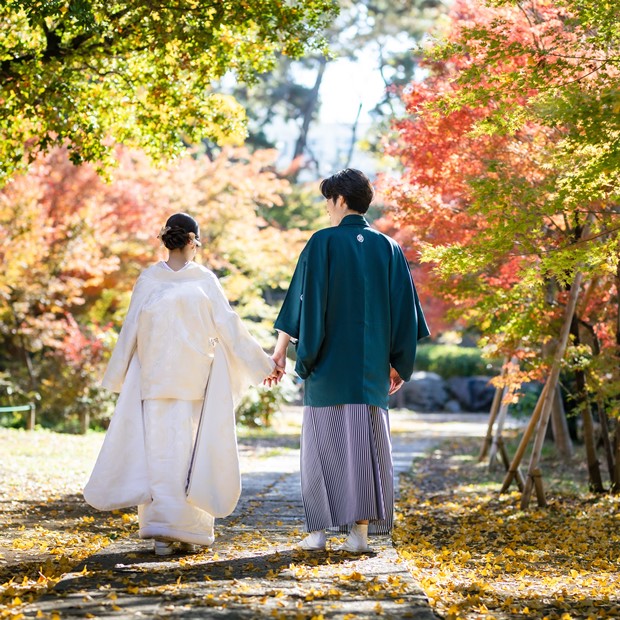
[101,274,149,393]
[209,276,274,388]
[389,245,430,381]
[273,244,308,341]
[274,236,328,380]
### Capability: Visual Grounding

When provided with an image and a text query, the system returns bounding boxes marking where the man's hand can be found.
[388,367,404,395]
[264,331,291,387]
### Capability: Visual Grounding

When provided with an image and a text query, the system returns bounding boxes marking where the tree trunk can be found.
[521,214,596,508]
[614,429,620,495]
[343,102,363,169]
[570,315,604,493]
[617,259,620,349]
[613,259,620,493]
[598,401,616,489]
[550,385,573,459]
[293,56,327,163]
[580,320,615,487]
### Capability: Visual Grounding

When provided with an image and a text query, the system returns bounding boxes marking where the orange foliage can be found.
[0,146,302,424]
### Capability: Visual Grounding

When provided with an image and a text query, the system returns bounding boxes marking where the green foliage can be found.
[414,343,500,378]
[235,387,283,429]
[36,355,115,432]
[0,0,337,185]
[236,372,300,428]
[508,385,542,418]
[259,181,329,232]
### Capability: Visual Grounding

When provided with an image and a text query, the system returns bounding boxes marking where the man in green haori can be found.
[267,169,429,553]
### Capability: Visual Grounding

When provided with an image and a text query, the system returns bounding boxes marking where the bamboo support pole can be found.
[521,279,590,508]
[479,358,511,463]
[479,386,503,462]
[488,387,510,471]
[500,381,549,494]
[532,468,547,507]
[520,214,595,509]
[497,436,525,491]
[577,277,599,317]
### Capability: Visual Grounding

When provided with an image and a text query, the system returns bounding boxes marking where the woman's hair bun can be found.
[161,225,191,250]
[157,212,201,250]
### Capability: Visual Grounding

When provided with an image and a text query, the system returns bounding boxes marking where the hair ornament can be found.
[188,231,201,246]
[157,225,171,240]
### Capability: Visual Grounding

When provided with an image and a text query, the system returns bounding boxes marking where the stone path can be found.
[22,410,503,619]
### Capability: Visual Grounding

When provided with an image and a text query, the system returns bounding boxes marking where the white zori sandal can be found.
[154,541,201,556]
[154,540,174,556]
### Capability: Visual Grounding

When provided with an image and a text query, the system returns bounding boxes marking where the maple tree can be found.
[0,148,123,429]
[0,0,336,185]
[381,0,620,490]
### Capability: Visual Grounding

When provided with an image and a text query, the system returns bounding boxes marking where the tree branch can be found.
[1,6,135,77]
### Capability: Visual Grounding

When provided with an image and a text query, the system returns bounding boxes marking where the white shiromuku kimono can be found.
[84,261,274,545]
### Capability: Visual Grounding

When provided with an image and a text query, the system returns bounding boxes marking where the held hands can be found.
[264,352,286,387]
[388,366,404,395]
[264,332,290,387]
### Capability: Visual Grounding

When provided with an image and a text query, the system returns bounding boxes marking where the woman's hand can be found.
[388,367,404,395]
[264,357,286,387]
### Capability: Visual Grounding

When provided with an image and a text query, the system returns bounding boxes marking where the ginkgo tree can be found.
[0,0,336,185]
[382,0,620,495]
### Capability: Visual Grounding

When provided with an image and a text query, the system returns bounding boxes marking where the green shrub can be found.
[235,369,300,428]
[414,344,500,379]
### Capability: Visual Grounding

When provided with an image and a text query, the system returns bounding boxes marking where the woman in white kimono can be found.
[84,213,277,556]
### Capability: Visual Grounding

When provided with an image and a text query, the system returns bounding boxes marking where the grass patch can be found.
[0,429,137,616]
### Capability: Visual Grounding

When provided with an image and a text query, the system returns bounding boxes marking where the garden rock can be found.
[391,371,449,412]
[446,376,495,412]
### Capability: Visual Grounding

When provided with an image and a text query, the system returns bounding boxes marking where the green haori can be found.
[275,214,430,409]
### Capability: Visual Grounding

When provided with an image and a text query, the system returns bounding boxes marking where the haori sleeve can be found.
[100,275,149,392]
[275,236,328,380]
[389,245,430,381]
[273,244,309,342]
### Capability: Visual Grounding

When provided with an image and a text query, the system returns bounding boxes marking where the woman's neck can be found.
[166,247,194,271]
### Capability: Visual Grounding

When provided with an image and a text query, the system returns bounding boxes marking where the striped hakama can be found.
[300,404,393,535]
